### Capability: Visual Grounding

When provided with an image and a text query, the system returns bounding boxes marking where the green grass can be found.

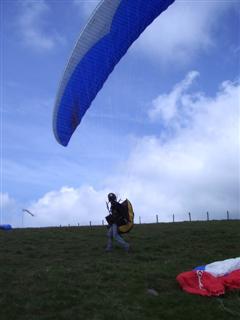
[0,221,239,320]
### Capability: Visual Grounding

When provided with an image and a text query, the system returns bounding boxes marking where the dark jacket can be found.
[109,200,128,226]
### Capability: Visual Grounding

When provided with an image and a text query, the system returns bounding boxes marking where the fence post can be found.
[102,220,104,225]
[207,211,209,221]
[139,216,141,224]
[188,212,191,222]
[173,214,175,223]
[156,214,158,223]
[89,221,92,228]
[227,211,229,220]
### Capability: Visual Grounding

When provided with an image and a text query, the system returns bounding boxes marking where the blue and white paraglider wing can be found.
[53,0,175,146]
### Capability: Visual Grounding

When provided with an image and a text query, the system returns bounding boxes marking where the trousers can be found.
[106,224,129,250]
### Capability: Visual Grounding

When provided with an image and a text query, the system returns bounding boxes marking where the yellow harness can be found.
[118,199,134,233]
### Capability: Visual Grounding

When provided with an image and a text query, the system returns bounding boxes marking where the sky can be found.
[1,0,240,228]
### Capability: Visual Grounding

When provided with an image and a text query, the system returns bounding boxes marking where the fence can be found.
[59,210,237,228]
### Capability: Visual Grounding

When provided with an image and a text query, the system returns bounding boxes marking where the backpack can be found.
[118,199,134,234]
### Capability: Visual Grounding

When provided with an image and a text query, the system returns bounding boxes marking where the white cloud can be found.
[149,70,199,122]
[18,0,64,50]
[27,186,108,227]
[135,0,235,64]
[1,193,15,209]
[108,74,240,222]
[0,193,19,226]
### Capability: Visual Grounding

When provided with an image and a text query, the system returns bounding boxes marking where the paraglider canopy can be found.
[53,0,175,146]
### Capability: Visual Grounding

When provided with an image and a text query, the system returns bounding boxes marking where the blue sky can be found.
[1,0,240,227]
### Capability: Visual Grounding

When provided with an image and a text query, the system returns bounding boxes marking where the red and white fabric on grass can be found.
[176,257,240,296]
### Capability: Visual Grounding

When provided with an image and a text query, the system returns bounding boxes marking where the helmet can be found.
[108,193,117,202]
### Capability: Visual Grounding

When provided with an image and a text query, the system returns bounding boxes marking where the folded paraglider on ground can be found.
[0,224,12,230]
[176,257,240,296]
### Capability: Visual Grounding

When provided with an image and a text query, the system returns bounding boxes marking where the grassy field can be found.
[0,221,239,320]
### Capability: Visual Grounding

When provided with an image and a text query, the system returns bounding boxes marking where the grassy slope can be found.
[0,221,239,320]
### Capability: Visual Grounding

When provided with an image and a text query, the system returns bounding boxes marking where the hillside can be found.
[0,221,239,320]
